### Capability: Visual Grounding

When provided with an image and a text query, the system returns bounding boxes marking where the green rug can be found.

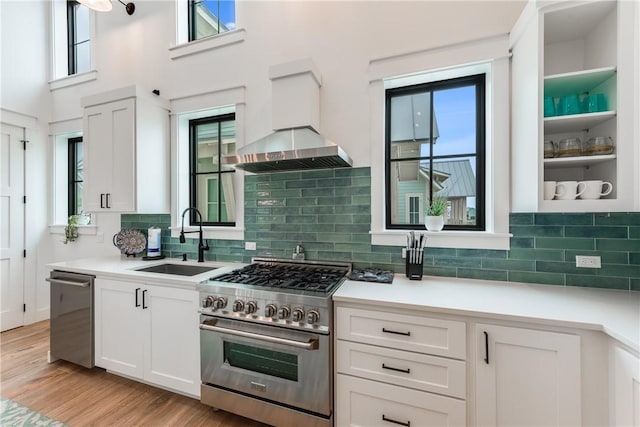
[0,397,68,427]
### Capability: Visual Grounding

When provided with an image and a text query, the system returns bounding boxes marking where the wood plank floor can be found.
[0,320,268,426]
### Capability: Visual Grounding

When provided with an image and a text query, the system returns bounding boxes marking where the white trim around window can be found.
[368,34,512,250]
[170,86,246,241]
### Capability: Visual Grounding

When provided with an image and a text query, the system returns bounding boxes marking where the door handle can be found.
[100,193,105,208]
[484,331,489,364]
[199,322,318,350]
[142,289,148,309]
[106,193,111,209]
[135,288,141,307]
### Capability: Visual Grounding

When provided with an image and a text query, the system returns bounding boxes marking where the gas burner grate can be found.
[211,262,348,293]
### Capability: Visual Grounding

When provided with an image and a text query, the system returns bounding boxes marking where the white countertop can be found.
[47,255,244,288]
[49,256,640,351]
[334,275,640,352]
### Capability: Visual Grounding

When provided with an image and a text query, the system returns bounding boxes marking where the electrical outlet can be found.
[576,255,601,268]
[245,241,257,251]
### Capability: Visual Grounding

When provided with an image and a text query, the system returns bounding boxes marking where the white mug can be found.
[579,180,613,200]
[556,181,586,200]
[543,181,562,200]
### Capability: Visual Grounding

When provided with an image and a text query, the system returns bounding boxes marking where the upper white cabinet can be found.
[82,85,170,213]
[511,0,638,212]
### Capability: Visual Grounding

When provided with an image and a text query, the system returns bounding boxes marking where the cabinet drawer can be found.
[336,374,466,427]
[336,307,466,359]
[337,341,466,398]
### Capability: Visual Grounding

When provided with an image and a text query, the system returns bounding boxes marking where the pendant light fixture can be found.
[76,0,135,15]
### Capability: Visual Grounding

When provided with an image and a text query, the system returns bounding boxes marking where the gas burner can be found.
[211,259,350,294]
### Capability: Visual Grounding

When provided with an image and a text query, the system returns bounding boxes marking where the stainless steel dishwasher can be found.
[46,270,95,368]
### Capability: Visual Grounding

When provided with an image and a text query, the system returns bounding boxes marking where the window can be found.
[188,0,236,41]
[386,74,485,231]
[189,114,236,226]
[67,136,83,216]
[406,194,422,225]
[67,1,90,75]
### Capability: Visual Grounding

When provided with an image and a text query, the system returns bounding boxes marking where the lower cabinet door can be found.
[94,278,145,379]
[611,344,640,426]
[143,284,200,397]
[336,374,466,427]
[475,323,581,426]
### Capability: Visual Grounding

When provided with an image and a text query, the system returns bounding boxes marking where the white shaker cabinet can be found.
[475,323,582,426]
[82,85,170,213]
[335,305,467,426]
[94,278,200,397]
[610,342,640,426]
[510,0,639,212]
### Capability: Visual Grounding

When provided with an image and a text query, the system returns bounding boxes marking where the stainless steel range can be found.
[198,258,351,427]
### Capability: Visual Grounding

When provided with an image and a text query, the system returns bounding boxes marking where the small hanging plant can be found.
[63,215,80,244]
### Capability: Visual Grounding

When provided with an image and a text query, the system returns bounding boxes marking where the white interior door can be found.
[0,124,25,331]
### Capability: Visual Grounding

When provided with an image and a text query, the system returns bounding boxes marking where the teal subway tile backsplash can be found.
[123,167,639,291]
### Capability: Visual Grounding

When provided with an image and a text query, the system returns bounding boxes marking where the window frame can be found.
[188,113,236,227]
[385,73,486,232]
[67,136,83,216]
[66,0,89,76]
[187,0,235,42]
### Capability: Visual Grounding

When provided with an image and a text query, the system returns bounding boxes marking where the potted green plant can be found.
[425,196,447,231]
[64,215,80,244]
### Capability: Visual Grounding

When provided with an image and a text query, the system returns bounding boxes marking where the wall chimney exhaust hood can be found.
[224,58,353,173]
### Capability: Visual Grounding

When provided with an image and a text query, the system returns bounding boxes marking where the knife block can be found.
[405,249,424,280]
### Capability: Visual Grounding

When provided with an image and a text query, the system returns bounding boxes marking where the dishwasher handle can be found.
[46,277,91,288]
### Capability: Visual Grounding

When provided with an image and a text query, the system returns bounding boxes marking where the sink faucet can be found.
[179,207,209,262]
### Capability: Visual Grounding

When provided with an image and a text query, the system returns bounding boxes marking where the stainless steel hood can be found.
[223,126,352,173]
[223,58,353,173]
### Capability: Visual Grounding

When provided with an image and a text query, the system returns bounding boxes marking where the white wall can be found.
[1,0,526,324]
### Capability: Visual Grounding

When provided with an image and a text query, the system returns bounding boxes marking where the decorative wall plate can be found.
[113,229,147,255]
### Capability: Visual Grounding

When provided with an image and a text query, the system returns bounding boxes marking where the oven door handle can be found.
[199,323,319,350]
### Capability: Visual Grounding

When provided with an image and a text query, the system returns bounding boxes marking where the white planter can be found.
[425,215,444,232]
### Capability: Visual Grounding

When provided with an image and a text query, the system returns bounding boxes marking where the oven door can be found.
[200,315,331,416]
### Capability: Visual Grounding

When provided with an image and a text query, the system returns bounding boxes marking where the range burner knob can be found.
[245,301,258,314]
[307,309,320,325]
[232,299,245,313]
[214,296,227,310]
[292,307,305,322]
[264,304,277,318]
[277,305,291,320]
[203,295,216,308]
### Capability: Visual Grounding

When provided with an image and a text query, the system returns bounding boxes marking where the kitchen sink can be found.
[136,263,218,276]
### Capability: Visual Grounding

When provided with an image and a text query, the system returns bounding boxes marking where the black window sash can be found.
[68,136,83,217]
[385,73,486,231]
[188,114,236,227]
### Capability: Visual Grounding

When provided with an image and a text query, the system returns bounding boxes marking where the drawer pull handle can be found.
[382,327,411,336]
[382,363,410,374]
[382,415,411,426]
